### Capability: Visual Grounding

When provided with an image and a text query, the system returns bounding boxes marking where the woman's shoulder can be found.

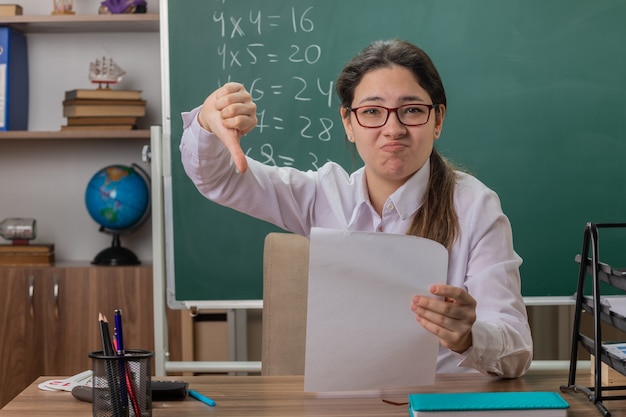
[454,170,503,207]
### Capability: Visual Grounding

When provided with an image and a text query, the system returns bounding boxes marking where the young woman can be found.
[180,39,533,378]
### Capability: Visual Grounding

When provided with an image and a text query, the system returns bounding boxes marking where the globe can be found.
[85,164,150,265]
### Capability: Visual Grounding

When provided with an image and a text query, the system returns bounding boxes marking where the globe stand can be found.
[92,233,140,266]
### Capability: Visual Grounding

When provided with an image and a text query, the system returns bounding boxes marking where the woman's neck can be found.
[364,171,406,216]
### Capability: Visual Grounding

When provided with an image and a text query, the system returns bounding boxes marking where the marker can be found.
[189,389,216,407]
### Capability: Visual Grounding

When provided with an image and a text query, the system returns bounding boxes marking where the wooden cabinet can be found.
[42,265,155,375]
[0,264,154,408]
[0,268,45,408]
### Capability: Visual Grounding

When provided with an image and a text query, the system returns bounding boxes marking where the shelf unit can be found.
[0,13,159,139]
[561,222,626,417]
[0,129,151,140]
[0,13,159,33]
[0,10,180,384]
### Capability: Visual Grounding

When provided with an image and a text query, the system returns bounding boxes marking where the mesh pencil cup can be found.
[89,349,154,417]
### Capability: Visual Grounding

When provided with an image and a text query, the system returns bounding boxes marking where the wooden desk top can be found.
[0,370,624,416]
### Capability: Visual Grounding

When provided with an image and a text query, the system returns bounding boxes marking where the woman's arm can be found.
[412,176,533,378]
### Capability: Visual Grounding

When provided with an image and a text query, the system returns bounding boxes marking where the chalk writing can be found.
[210,2,345,171]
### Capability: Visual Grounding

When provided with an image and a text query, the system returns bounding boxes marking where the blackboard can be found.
[165,0,626,302]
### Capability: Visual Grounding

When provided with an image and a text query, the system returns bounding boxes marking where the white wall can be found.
[0,0,162,262]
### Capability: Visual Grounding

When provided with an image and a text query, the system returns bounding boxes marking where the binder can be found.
[0,27,28,131]
[408,391,569,416]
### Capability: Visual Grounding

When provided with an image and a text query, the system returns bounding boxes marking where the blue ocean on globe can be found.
[85,164,150,231]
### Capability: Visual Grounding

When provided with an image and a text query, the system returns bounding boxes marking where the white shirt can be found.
[180,107,533,378]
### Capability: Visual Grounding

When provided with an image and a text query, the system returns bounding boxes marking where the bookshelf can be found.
[0,130,150,140]
[0,9,160,260]
[0,13,159,140]
[0,13,159,33]
[0,10,182,409]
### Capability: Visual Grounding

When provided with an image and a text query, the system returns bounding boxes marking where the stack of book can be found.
[61,88,146,131]
[0,244,55,266]
[0,4,23,16]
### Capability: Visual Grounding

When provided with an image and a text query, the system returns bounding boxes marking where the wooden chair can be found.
[261,232,310,375]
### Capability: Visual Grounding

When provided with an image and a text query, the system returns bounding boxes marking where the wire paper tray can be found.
[580,295,626,333]
[579,335,626,380]
[575,254,626,292]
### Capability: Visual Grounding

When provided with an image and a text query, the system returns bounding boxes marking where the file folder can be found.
[0,27,28,131]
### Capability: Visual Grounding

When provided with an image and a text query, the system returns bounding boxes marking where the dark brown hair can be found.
[336,39,459,249]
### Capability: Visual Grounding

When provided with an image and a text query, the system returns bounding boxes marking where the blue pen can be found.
[114,309,125,354]
[113,309,128,414]
[189,389,216,407]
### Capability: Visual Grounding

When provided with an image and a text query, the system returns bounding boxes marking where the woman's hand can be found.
[197,82,258,173]
[411,284,477,353]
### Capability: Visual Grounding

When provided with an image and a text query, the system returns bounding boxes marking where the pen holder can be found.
[89,349,154,417]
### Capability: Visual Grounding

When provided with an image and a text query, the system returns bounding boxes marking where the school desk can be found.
[0,370,624,416]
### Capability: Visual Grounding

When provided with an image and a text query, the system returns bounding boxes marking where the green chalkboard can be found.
[165,0,626,302]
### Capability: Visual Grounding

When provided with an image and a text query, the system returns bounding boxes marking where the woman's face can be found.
[341,65,445,189]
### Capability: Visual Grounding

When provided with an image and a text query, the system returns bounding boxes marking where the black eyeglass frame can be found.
[347,103,438,128]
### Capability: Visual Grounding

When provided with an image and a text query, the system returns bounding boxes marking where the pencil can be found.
[99,313,123,417]
[99,313,116,356]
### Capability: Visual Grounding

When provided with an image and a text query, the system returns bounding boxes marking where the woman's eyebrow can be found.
[399,95,427,103]
[355,96,384,106]
[355,95,428,106]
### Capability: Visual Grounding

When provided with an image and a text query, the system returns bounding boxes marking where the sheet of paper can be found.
[596,295,626,318]
[304,227,448,392]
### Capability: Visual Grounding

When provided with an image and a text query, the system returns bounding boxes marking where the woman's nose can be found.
[382,110,407,136]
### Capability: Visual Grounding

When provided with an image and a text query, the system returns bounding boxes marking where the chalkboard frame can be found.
[162,0,626,307]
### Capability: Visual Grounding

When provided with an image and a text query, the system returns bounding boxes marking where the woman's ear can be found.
[434,104,446,140]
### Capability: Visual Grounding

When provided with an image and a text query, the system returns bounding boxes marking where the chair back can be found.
[261,232,310,375]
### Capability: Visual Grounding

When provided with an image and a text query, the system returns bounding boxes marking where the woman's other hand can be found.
[197,82,258,173]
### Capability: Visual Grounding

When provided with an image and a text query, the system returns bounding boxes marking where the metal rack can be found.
[561,222,626,417]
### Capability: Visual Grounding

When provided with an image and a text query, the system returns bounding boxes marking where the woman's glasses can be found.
[348,103,437,128]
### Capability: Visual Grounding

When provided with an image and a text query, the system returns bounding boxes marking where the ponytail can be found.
[406,149,458,249]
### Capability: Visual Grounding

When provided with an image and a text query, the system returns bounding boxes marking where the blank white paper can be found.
[304,227,448,392]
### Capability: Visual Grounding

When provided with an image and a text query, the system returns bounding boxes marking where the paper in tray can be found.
[603,342,626,361]
[582,295,626,320]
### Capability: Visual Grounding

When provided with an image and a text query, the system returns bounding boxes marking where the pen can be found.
[114,309,125,355]
[189,389,216,407]
[114,309,132,416]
